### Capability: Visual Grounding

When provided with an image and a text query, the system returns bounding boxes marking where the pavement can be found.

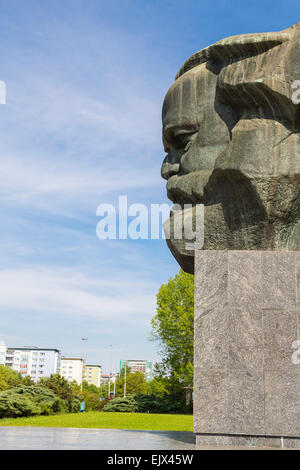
[0,427,296,450]
[0,427,196,450]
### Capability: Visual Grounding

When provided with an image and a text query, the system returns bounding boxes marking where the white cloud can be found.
[0,267,156,324]
[0,64,164,213]
[0,151,159,205]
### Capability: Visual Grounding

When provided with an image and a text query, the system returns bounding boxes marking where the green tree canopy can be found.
[0,385,68,418]
[146,377,168,397]
[0,365,33,391]
[38,374,74,400]
[38,374,81,412]
[115,371,148,397]
[151,269,194,391]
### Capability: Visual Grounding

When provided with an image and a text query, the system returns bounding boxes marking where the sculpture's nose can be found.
[161,162,179,180]
[161,154,180,180]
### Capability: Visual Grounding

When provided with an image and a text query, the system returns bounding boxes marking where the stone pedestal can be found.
[194,251,300,449]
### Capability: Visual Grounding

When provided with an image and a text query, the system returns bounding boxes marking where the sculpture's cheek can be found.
[180,141,229,174]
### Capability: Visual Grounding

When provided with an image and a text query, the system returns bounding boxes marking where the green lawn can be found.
[0,412,193,431]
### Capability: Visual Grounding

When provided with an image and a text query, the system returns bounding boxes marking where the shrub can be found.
[69,396,81,413]
[134,394,163,413]
[133,393,184,413]
[98,396,112,411]
[103,396,138,412]
[79,392,101,411]
[0,394,41,418]
[0,386,67,418]
[102,393,190,414]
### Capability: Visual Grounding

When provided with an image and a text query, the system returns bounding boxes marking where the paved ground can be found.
[0,427,196,450]
[0,427,296,450]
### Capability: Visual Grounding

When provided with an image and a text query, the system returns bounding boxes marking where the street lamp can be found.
[80,338,88,392]
[123,346,128,397]
[124,362,127,397]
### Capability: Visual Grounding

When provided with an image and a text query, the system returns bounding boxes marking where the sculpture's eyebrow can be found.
[163,124,198,141]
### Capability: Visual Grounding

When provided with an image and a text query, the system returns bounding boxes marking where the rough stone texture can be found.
[161,24,300,274]
[194,250,300,449]
[195,434,300,449]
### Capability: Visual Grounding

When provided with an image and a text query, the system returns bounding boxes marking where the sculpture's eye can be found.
[173,130,197,150]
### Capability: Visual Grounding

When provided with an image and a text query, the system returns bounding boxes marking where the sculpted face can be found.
[161,23,300,273]
[162,65,235,204]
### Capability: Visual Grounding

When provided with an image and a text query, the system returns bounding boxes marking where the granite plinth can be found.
[194,251,300,449]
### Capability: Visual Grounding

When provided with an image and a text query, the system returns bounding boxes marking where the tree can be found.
[151,269,194,392]
[82,382,99,394]
[77,382,103,411]
[0,365,33,391]
[99,383,109,399]
[38,374,81,412]
[146,377,167,397]
[22,375,34,386]
[115,371,148,397]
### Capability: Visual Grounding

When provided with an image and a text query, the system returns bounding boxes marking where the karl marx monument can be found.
[161,23,300,448]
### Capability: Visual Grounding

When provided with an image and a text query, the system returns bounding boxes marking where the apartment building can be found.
[101,373,110,383]
[85,364,102,387]
[0,341,6,365]
[120,359,152,382]
[60,357,85,385]
[0,342,61,382]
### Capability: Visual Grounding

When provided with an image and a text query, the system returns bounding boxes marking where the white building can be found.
[120,359,153,382]
[0,343,61,382]
[0,341,7,365]
[60,358,84,385]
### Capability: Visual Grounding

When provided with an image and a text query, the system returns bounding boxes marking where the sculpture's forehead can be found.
[162,64,217,130]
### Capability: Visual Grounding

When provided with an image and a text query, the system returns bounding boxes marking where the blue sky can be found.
[0,0,299,373]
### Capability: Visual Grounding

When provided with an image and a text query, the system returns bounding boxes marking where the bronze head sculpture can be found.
[161,23,300,273]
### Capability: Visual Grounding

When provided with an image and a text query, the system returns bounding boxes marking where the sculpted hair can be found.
[175,23,300,127]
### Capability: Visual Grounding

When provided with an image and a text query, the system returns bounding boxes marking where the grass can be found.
[0,412,193,432]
